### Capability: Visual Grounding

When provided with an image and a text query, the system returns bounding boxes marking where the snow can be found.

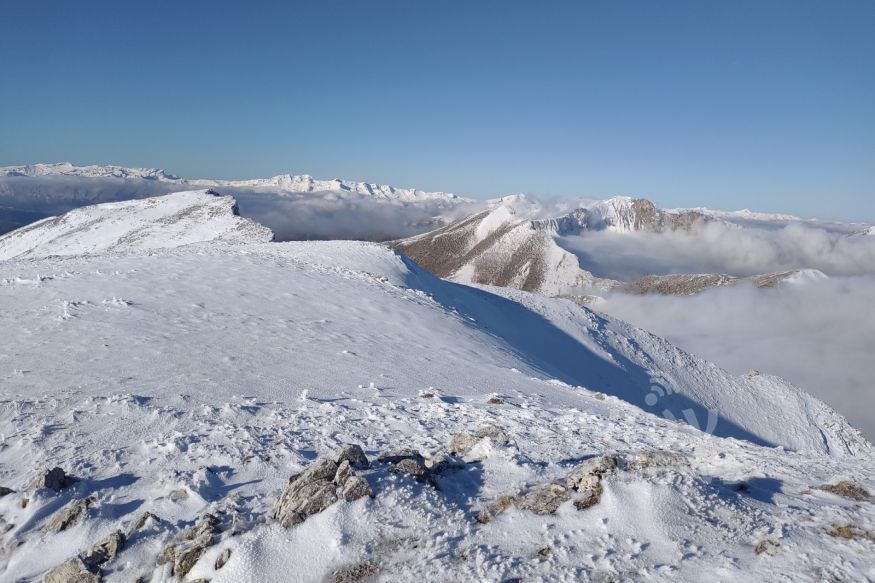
[0,186,873,581]
[0,190,273,261]
[0,200,872,579]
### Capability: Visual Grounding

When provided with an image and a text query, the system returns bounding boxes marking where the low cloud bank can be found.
[0,176,484,241]
[561,221,875,280]
[595,276,875,440]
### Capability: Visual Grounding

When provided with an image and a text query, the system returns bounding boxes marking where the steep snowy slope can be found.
[393,196,712,296]
[0,190,273,260]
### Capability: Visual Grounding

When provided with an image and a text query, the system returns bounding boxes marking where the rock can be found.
[273,469,339,528]
[377,449,424,464]
[32,467,76,492]
[334,460,354,487]
[43,557,101,583]
[518,484,569,515]
[573,483,603,511]
[215,547,231,570]
[182,513,220,541]
[487,397,504,405]
[624,450,689,470]
[341,476,373,501]
[46,496,94,533]
[0,486,14,497]
[174,543,208,578]
[820,481,871,501]
[128,511,161,536]
[448,427,512,456]
[425,452,465,476]
[331,561,379,583]
[755,539,780,556]
[81,530,125,568]
[390,457,431,483]
[566,455,618,493]
[476,495,516,524]
[536,546,552,557]
[333,443,369,468]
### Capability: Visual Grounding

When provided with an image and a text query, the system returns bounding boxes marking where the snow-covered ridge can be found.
[0,190,273,261]
[0,162,465,203]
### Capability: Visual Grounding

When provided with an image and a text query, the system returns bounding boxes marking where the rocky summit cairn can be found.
[273,444,373,528]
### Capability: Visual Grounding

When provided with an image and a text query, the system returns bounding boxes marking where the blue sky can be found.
[1,1,873,220]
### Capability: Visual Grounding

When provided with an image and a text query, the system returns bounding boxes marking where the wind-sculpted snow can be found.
[0,190,273,260]
[0,237,872,581]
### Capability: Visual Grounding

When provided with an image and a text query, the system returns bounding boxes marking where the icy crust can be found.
[0,190,273,260]
[0,241,872,581]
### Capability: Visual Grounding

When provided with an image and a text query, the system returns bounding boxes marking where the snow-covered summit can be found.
[1,162,179,181]
[0,190,273,261]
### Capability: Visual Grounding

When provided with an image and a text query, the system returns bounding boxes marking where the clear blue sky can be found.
[1,1,873,220]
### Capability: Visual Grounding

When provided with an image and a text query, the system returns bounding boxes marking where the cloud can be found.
[560,221,875,280]
[594,275,875,440]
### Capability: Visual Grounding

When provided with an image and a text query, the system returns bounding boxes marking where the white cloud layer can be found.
[595,275,875,440]
[561,221,875,280]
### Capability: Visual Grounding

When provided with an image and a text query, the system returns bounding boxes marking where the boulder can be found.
[43,557,100,583]
[566,455,618,493]
[518,484,570,515]
[334,460,354,487]
[333,443,369,468]
[81,530,125,568]
[0,486,14,497]
[341,476,373,502]
[376,449,424,464]
[32,467,76,492]
[46,497,94,533]
[215,547,231,570]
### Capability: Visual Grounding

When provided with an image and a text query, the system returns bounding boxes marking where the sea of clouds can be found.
[575,222,875,440]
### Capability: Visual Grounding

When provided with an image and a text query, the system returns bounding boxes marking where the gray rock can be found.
[43,556,101,583]
[174,542,208,578]
[341,475,373,501]
[334,460,354,487]
[215,547,231,570]
[448,427,512,456]
[390,457,430,483]
[518,484,569,515]
[426,452,465,475]
[333,443,369,468]
[573,483,604,511]
[566,455,618,493]
[46,496,94,533]
[0,486,14,497]
[273,461,339,528]
[81,530,125,568]
[182,513,220,541]
[377,449,424,464]
[32,467,76,492]
[128,511,161,536]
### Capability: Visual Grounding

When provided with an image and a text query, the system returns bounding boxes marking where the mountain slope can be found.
[0,190,273,261]
[0,163,480,241]
[393,196,713,297]
[0,192,872,580]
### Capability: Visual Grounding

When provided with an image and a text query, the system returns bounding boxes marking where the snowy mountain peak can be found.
[0,190,273,261]
[0,162,179,181]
